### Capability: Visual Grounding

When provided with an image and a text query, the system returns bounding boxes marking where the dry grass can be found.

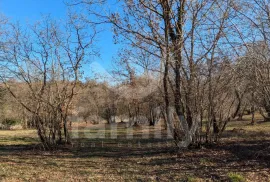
[0,130,37,145]
[0,115,269,181]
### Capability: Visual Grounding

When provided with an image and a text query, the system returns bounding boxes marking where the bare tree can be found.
[0,15,97,149]
[233,0,270,122]
[68,0,246,148]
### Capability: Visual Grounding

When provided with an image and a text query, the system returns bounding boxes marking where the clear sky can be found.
[0,0,120,80]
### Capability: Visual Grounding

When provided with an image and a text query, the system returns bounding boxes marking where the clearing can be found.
[0,115,270,181]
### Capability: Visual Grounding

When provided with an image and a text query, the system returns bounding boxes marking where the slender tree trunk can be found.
[251,106,255,125]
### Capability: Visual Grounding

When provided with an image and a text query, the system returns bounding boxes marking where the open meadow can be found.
[0,115,269,182]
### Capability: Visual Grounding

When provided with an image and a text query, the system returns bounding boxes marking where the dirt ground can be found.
[0,115,269,182]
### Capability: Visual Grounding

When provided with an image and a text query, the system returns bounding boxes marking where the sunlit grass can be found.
[0,119,269,181]
[0,130,37,145]
[226,113,270,132]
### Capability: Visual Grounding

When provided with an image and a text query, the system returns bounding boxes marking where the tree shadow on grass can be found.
[70,136,176,159]
[141,139,270,181]
[0,136,38,154]
[0,124,269,181]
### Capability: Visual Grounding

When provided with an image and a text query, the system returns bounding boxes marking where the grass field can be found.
[0,115,270,182]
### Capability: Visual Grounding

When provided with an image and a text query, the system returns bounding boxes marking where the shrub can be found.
[0,118,21,129]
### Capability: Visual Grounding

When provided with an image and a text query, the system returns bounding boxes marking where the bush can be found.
[0,118,21,130]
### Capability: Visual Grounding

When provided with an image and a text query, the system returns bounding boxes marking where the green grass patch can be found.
[227,172,245,182]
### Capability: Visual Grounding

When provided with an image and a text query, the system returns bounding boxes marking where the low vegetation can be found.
[0,114,269,181]
[227,172,245,182]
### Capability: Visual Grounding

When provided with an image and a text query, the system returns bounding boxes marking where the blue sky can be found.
[0,0,120,79]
